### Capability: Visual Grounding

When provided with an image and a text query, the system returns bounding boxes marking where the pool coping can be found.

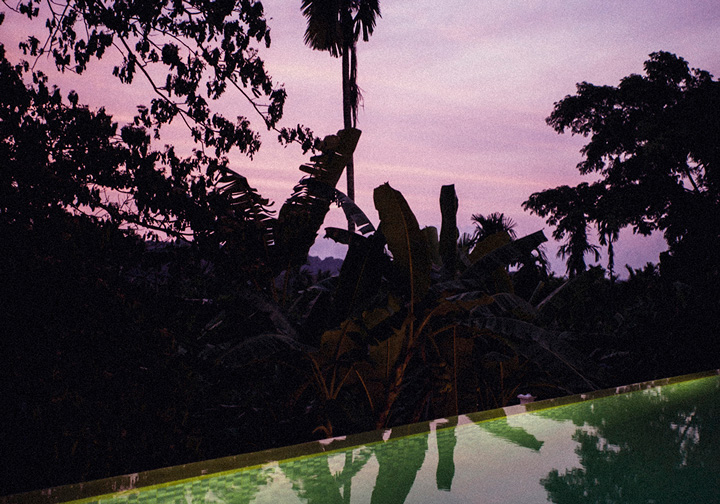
[3,368,719,503]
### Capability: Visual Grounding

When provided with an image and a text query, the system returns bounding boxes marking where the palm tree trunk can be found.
[303,0,380,231]
[342,38,355,231]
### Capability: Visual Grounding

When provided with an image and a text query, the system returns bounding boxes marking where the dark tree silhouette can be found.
[0,44,224,241]
[0,38,358,494]
[8,0,314,156]
[0,44,246,492]
[524,52,720,280]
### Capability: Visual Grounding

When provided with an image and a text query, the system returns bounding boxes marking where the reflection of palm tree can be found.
[301,0,381,215]
[336,450,373,504]
[281,424,459,504]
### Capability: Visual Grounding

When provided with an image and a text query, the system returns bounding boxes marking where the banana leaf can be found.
[216,128,361,275]
[324,226,356,245]
[373,183,432,302]
[469,231,514,293]
[469,316,600,392]
[468,231,512,264]
[274,128,361,270]
[295,287,335,347]
[202,333,307,368]
[470,292,538,320]
[216,168,277,254]
[439,184,459,274]
[431,278,486,295]
[333,187,376,235]
[423,226,442,266]
[368,322,407,382]
[362,294,403,331]
[430,328,477,417]
[333,231,387,320]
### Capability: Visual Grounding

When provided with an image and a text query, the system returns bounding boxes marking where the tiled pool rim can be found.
[4,368,719,504]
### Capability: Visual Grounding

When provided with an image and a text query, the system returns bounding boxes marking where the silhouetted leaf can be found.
[469,316,600,392]
[373,183,431,301]
[334,188,376,235]
[334,231,387,320]
[439,184,459,274]
[462,230,547,282]
[275,128,361,269]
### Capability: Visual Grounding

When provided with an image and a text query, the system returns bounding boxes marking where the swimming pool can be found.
[4,370,719,503]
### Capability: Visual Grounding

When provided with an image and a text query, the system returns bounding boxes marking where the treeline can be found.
[2,3,720,496]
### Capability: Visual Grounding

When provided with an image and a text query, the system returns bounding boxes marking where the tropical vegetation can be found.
[1,3,719,497]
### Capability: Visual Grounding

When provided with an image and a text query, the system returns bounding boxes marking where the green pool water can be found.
[5,370,720,504]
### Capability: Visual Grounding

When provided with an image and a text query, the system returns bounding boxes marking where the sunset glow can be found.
[3,0,718,273]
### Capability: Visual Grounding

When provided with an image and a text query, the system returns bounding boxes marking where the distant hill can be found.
[303,256,344,276]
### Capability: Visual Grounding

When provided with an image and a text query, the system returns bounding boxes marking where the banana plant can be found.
[208,167,602,437]
[302,182,603,432]
[216,127,361,284]
[197,129,362,375]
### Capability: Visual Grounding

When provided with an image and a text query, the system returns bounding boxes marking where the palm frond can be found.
[301,0,343,56]
[471,212,518,240]
[353,0,381,42]
[216,168,277,258]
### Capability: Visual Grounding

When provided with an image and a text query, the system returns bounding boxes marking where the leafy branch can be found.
[13,0,315,156]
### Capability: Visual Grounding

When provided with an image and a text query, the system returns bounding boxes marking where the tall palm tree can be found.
[301,0,380,215]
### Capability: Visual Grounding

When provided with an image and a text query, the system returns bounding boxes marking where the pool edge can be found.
[3,368,719,504]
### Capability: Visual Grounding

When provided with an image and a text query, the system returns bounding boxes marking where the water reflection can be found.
[271,376,719,504]
[281,447,372,503]
[267,414,547,504]
[435,417,457,491]
[74,374,720,503]
[371,425,429,503]
[278,422,446,503]
[477,416,544,452]
[540,378,720,504]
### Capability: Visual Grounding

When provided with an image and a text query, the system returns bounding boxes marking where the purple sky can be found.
[3,1,719,275]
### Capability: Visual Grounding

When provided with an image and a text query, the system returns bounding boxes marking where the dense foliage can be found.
[0,26,348,491]
[522,50,720,385]
[11,0,314,155]
[524,52,720,282]
[0,46,230,243]
[2,6,719,497]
